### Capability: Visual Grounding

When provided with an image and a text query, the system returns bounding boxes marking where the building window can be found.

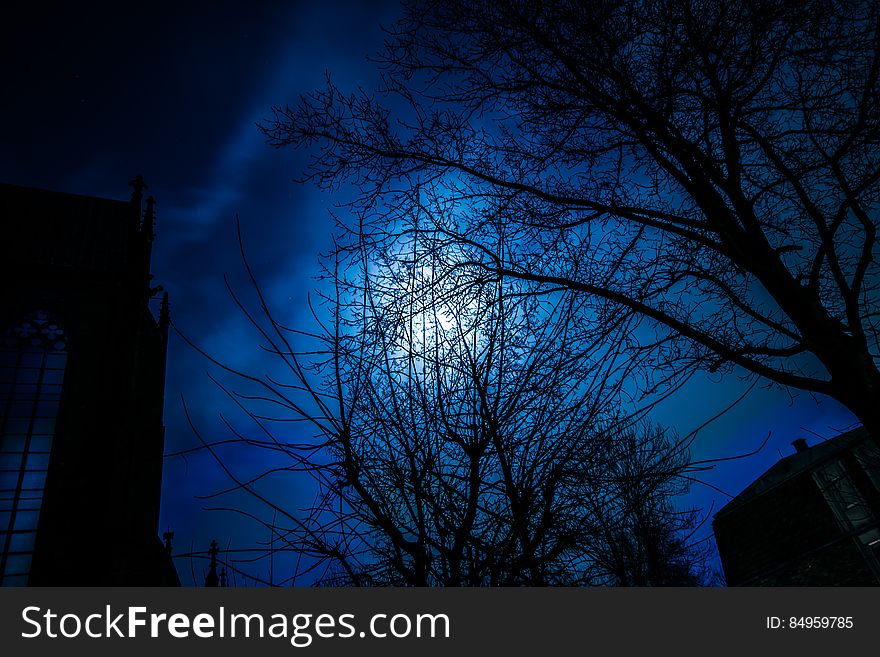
[813,457,880,581]
[867,533,880,559]
[0,311,67,586]
[812,459,874,530]
[853,442,880,492]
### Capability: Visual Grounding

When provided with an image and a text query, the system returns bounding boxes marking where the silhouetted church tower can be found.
[0,177,178,585]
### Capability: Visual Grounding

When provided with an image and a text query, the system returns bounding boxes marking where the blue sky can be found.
[1,0,858,584]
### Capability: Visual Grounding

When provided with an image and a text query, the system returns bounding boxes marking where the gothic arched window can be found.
[0,311,68,586]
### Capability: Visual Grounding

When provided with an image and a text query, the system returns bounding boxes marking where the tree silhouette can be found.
[261,0,880,438]
[581,422,714,586]
[182,224,713,585]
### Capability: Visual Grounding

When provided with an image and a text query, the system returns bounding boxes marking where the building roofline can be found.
[0,181,131,209]
[713,426,871,521]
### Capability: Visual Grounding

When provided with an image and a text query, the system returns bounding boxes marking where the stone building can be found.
[714,428,880,585]
[0,177,178,585]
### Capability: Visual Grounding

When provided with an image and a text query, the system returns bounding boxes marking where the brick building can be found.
[714,428,880,585]
[0,178,178,585]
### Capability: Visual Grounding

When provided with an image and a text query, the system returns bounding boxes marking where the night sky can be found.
[2,1,858,584]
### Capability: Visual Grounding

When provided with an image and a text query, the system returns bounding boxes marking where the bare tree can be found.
[261,0,880,438]
[580,422,714,586]
[183,223,712,586]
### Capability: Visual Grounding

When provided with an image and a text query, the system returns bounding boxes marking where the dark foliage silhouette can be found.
[180,223,714,585]
[260,0,880,438]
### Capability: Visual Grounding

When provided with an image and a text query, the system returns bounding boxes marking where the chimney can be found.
[792,438,808,453]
